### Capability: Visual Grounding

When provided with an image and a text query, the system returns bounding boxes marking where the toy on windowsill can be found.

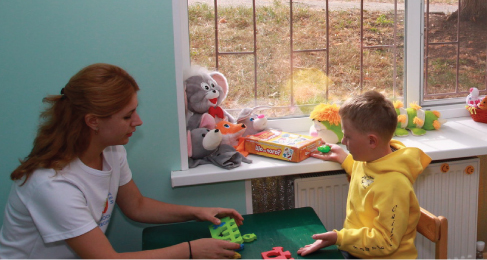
[466,94,487,123]
[466,87,481,107]
[244,130,322,162]
[309,103,343,144]
[393,101,446,136]
[215,120,248,156]
[237,106,271,137]
[187,128,251,169]
[184,65,236,131]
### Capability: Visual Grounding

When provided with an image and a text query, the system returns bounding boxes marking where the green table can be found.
[142,207,343,259]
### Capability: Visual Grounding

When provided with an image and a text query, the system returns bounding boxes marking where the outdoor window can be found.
[184,0,486,118]
[424,0,487,104]
[173,0,487,170]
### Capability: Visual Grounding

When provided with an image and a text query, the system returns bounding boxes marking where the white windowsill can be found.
[171,114,487,187]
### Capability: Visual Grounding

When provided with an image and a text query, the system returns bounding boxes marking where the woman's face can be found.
[97,93,143,147]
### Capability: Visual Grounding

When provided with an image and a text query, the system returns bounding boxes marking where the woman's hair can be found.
[11,63,140,184]
[339,90,397,141]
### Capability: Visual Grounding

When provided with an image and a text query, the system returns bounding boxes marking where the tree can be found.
[448,0,487,21]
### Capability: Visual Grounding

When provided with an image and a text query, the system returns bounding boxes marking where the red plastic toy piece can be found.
[261,247,294,259]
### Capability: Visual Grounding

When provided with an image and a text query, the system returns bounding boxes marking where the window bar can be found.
[290,0,331,105]
[213,0,258,105]
[290,0,295,107]
[360,0,364,92]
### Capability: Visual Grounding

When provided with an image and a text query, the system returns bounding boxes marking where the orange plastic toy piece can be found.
[261,247,294,259]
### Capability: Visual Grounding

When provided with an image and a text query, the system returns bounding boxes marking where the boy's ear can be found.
[85,114,99,131]
[368,134,379,148]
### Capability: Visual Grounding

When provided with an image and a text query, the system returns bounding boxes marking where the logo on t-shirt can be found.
[99,192,114,228]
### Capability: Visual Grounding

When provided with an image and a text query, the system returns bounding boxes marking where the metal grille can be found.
[190,0,405,118]
[424,0,487,101]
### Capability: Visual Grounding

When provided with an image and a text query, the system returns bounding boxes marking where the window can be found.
[186,0,406,118]
[172,0,485,171]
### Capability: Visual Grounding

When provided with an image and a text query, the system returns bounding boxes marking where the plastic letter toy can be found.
[317,144,331,153]
[242,233,257,242]
[261,247,294,259]
[209,217,243,244]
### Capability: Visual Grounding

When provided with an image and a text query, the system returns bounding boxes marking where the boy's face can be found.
[341,118,371,161]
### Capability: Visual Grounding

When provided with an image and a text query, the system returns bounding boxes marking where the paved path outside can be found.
[188,0,457,13]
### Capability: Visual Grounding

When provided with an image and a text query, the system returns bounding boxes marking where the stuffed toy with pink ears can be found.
[184,65,236,131]
[237,106,271,137]
[187,127,252,169]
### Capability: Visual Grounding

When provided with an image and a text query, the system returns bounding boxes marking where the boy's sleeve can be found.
[341,154,354,177]
[335,174,414,257]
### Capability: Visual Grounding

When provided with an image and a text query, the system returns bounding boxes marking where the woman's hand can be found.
[297,231,338,256]
[190,238,241,259]
[193,207,244,226]
[311,143,348,164]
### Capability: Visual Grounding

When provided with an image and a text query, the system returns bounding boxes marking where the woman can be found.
[0,63,243,259]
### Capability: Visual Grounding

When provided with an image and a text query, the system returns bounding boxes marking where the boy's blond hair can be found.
[339,91,397,141]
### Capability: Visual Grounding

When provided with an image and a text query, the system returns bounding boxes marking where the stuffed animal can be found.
[215,120,246,147]
[187,128,223,168]
[466,87,481,107]
[478,96,487,110]
[187,127,251,169]
[237,106,271,137]
[184,65,236,130]
[394,102,446,136]
[393,101,410,137]
[309,103,343,144]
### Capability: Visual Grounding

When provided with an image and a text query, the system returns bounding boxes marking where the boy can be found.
[298,91,431,259]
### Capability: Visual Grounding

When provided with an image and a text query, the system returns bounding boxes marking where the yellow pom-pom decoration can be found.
[397,114,407,123]
[413,117,424,126]
[433,120,441,130]
[393,100,404,109]
[409,102,422,110]
[310,104,341,126]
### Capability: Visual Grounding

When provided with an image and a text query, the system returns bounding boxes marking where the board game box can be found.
[244,129,322,162]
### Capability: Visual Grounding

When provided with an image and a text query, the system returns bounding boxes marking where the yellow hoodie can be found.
[335,140,431,259]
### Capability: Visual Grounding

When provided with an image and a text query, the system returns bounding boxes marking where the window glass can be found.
[188,0,406,119]
[423,0,487,103]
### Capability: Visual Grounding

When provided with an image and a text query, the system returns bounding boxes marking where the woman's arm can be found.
[66,227,240,259]
[115,180,244,225]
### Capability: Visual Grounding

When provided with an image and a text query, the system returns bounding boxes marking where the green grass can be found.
[188,1,479,117]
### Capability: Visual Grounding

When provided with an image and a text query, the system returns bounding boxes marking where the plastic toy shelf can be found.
[171,117,487,187]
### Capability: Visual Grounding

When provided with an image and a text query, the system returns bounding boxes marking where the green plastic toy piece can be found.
[209,217,243,244]
[242,233,257,243]
[317,145,331,153]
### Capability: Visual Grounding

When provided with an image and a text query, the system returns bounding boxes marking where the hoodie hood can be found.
[365,140,431,184]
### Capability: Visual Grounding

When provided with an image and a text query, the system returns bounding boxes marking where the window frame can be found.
[173,0,470,171]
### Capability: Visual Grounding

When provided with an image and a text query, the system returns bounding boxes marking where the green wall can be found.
[0,0,246,253]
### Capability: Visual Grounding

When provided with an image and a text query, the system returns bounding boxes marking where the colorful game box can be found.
[244,130,322,162]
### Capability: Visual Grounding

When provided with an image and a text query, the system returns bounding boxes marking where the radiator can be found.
[294,158,480,259]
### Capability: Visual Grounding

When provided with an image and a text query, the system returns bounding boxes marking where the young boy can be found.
[298,91,431,259]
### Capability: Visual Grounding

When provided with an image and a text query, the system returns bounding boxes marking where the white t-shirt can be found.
[0,145,132,259]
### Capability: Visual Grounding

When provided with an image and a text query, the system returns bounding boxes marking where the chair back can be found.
[417,207,448,259]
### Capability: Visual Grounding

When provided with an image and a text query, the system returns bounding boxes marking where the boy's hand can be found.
[311,143,348,164]
[297,231,338,256]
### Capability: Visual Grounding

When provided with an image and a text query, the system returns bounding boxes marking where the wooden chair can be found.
[417,207,448,259]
